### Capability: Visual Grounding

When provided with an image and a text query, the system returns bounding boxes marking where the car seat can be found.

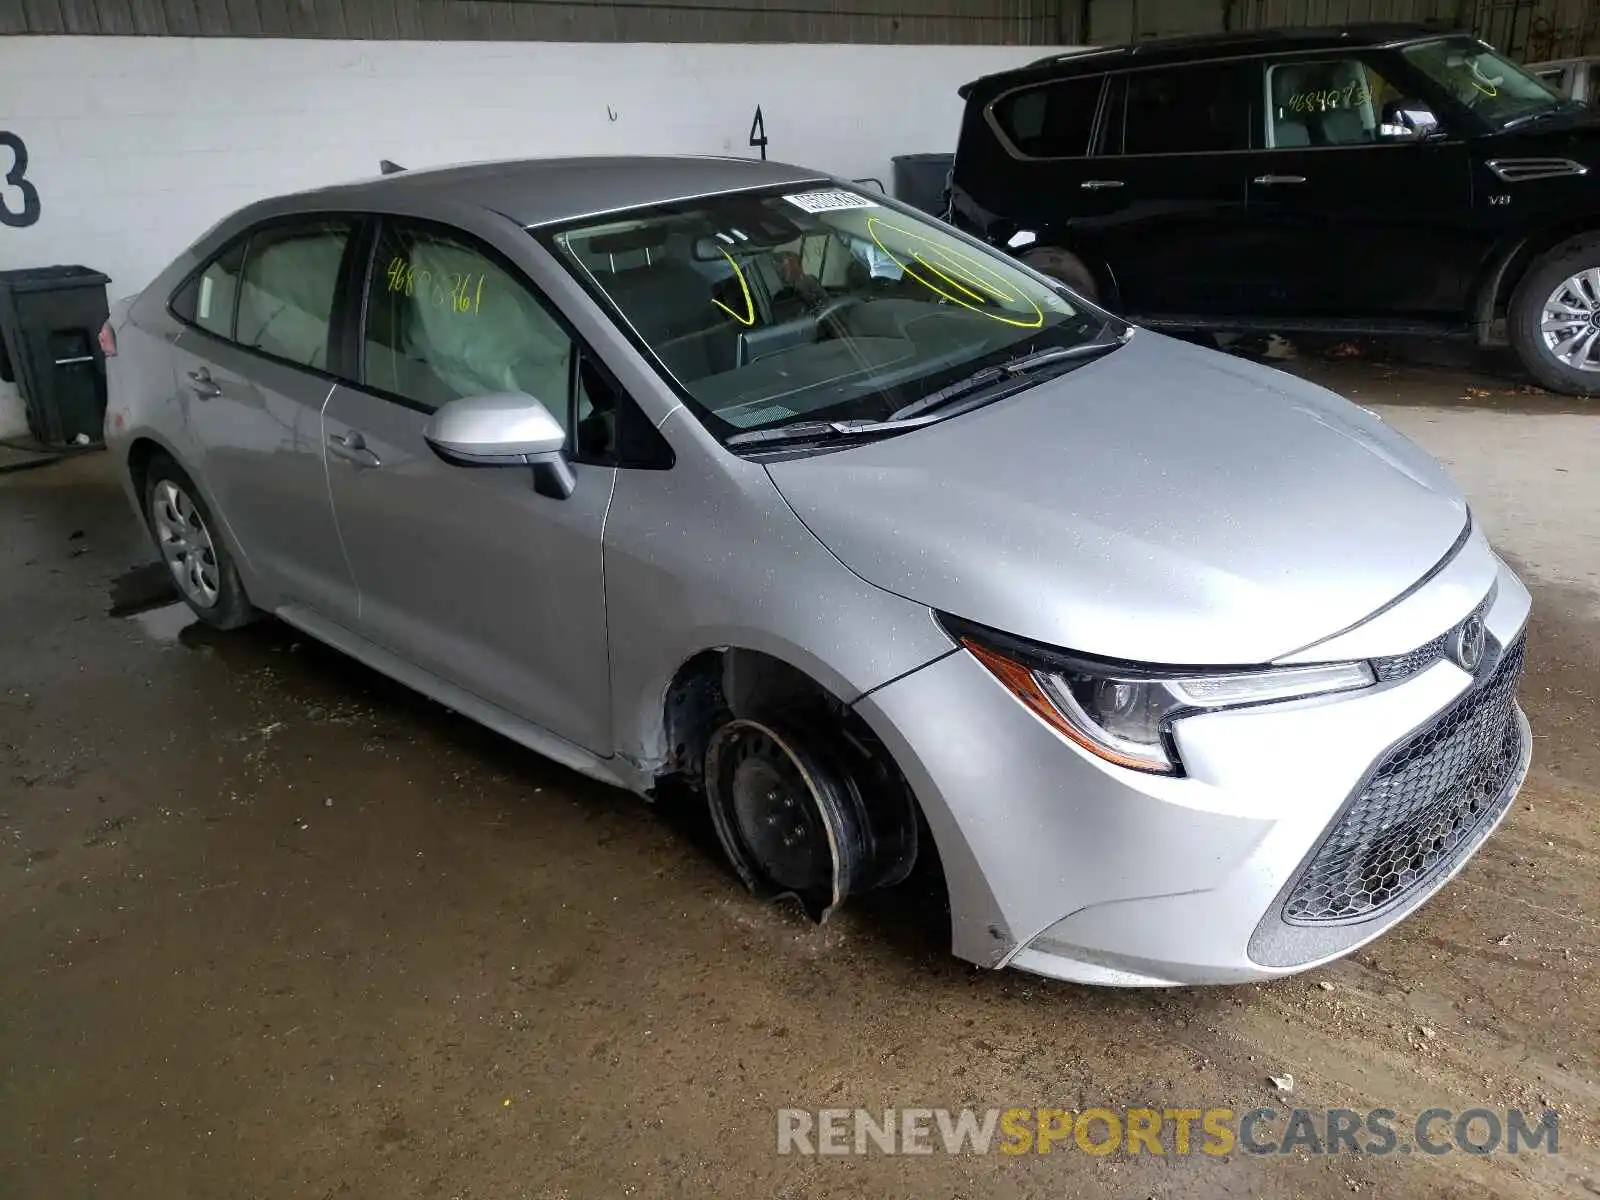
[1270,65,1313,147]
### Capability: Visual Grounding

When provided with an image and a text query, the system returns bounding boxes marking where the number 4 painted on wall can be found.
[749,106,768,161]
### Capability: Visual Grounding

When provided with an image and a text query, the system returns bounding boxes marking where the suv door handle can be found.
[1080,179,1125,190]
[185,367,222,399]
[1252,174,1308,186]
[328,430,382,469]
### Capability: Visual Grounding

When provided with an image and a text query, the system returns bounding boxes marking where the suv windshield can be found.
[543,185,1108,441]
[1400,38,1564,127]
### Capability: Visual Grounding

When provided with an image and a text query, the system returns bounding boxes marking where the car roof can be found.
[294,155,827,228]
[960,23,1463,96]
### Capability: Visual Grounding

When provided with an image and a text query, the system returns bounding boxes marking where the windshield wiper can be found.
[887,329,1132,423]
[1501,100,1589,130]
[724,418,905,448]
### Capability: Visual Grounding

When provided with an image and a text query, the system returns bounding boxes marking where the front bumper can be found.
[853,538,1531,986]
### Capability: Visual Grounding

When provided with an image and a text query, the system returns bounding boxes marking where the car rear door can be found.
[320,216,615,753]
[1239,52,1478,321]
[1072,60,1258,316]
[166,217,361,623]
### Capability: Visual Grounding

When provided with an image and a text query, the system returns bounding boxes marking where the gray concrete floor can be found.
[2,353,1597,1199]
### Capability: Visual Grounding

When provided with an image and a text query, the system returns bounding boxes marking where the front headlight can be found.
[947,617,1375,776]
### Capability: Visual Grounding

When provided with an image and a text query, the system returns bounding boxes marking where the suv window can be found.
[991,75,1105,158]
[1116,63,1254,155]
[1265,57,1406,147]
[364,221,574,425]
[171,239,246,339]
[236,219,353,370]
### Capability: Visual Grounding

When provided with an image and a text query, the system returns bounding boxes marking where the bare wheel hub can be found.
[726,731,832,893]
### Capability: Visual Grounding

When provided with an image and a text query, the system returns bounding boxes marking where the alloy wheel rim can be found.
[150,480,220,608]
[1540,270,1600,373]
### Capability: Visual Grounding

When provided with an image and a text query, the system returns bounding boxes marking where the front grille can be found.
[1284,636,1526,926]
[1371,592,1493,683]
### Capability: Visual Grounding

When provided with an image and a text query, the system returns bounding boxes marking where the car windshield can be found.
[542,185,1108,441]
[1400,38,1565,127]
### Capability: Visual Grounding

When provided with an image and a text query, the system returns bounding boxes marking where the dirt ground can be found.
[2,351,1598,1199]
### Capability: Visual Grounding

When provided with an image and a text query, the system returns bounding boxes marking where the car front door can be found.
[321,218,615,753]
[167,217,361,623]
[1240,52,1478,320]
[1070,60,1257,316]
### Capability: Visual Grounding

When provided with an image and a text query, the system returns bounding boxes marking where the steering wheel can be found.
[810,294,863,332]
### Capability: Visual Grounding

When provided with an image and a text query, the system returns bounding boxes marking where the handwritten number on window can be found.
[0,132,41,229]
[749,106,768,161]
[385,256,484,314]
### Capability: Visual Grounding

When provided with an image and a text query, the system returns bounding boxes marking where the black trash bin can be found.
[0,265,112,448]
[890,153,955,218]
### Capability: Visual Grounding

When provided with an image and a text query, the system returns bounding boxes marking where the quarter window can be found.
[991,76,1105,157]
[1265,58,1405,147]
[1117,63,1254,155]
[363,221,573,427]
[171,239,246,339]
[236,219,352,369]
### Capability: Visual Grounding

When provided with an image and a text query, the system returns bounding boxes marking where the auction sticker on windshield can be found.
[783,189,879,213]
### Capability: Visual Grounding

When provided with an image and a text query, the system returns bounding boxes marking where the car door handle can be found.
[1252,174,1308,186]
[328,431,381,469]
[1080,179,1125,190]
[185,367,222,399]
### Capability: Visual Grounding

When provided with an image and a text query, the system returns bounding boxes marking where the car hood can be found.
[764,333,1469,666]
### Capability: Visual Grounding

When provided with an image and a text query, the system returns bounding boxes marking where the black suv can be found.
[950,25,1600,394]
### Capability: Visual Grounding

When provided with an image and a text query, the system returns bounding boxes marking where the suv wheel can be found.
[1020,246,1100,303]
[143,454,257,629]
[1509,237,1600,396]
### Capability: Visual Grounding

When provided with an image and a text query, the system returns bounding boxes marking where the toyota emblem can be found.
[1453,613,1487,673]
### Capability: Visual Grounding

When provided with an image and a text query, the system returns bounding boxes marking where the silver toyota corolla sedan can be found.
[103,156,1531,987]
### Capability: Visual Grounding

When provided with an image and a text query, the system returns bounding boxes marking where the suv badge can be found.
[1453,613,1487,673]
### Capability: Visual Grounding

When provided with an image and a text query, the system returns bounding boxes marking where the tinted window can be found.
[236,219,352,369]
[363,221,574,425]
[1118,63,1253,155]
[992,76,1104,157]
[171,239,245,339]
[1265,57,1407,147]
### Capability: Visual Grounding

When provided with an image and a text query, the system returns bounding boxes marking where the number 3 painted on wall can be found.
[0,132,42,229]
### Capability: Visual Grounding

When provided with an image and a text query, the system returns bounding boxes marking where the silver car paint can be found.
[104,157,1531,986]
[766,332,1471,666]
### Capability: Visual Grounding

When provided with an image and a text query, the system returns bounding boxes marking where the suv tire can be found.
[1020,246,1100,303]
[1509,236,1600,396]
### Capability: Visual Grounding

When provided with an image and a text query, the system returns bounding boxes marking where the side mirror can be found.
[1379,98,1442,141]
[423,392,575,499]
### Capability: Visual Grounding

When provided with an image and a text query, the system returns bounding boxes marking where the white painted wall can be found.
[0,35,1069,437]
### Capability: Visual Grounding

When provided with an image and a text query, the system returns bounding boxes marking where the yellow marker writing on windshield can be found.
[867,217,1044,330]
[712,249,757,326]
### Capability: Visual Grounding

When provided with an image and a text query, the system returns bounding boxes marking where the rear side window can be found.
[1116,63,1254,155]
[990,75,1105,157]
[236,219,353,370]
[170,239,245,339]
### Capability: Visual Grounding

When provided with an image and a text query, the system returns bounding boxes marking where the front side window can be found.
[1117,63,1254,155]
[1264,57,1406,147]
[543,186,1109,442]
[363,221,573,424]
[1400,38,1564,127]
[991,75,1105,158]
[236,219,352,369]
